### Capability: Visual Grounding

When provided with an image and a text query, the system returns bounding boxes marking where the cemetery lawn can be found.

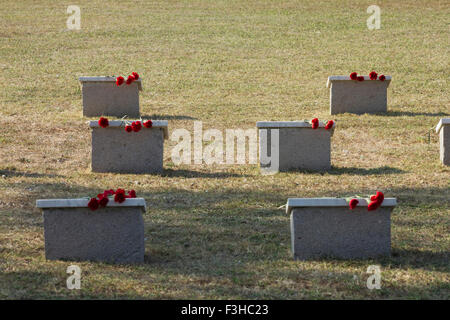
[0,0,449,299]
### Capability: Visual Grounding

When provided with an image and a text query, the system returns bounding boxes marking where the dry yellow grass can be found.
[0,0,449,299]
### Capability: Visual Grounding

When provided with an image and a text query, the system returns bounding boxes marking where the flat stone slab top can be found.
[435,118,450,134]
[37,198,147,210]
[326,75,392,88]
[287,197,397,260]
[257,121,335,173]
[89,120,168,173]
[257,120,335,129]
[436,118,450,166]
[327,75,392,115]
[89,120,169,139]
[79,76,143,90]
[36,198,146,264]
[79,76,142,118]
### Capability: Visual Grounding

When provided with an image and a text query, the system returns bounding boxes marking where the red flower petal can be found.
[131,121,142,132]
[368,200,381,211]
[349,199,359,210]
[131,72,139,80]
[143,120,153,128]
[369,191,385,206]
[116,76,124,86]
[98,117,109,128]
[128,190,136,198]
[311,118,319,129]
[325,120,334,130]
[126,75,135,85]
[103,189,115,196]
[114,188,126,203]
[369,71,378,80]
[125,125,133,132]
[379,74,386,81]
[350,72,358,80]
[99,196,109,207]
[375,191,384,204]
[357,76,364,81]
[88,197,99,211]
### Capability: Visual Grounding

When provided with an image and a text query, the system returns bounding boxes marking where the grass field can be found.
[0,0,449,299]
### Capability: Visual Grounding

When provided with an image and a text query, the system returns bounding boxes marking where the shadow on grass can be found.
[328,166,406,175]
[141,114,197,120]
[382,111,449,117]
[0,271,61,299]
[283,166,406,175]
[300,248,450,273]
[388,249,450,272]
[0,169,62,178]
[161,168,249,178]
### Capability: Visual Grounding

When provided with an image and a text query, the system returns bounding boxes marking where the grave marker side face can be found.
[327,76,391,115]
[257,121,334,172]
[79,77,141,117]
[287,198,396,260]
[37,198,146,264]
[89,120,168,174]
[436,119,450,165]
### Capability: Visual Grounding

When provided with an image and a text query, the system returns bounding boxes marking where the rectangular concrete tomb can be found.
[257,121,335,173]
[436,118,450,166]
[327,75,392,114]
[79,76,142,117]
[36,198,147,264]
[287,197,397,260]
[89,120,168,173]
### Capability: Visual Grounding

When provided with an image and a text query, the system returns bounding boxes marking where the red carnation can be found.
[98,117,109,128]
[143,120,153,128]
[350,72,358,80]
[114,188,126,203]
[131,121,142,132]
[368,191,384,211]
[374,191,384,204]
[104,189,115,196]
[370,191,384,204]
[125,125,132,132]
[379,74,386,81]
[99,196,109,207]
[325,120,334,130]
[126,75,135,85]
[88,197,99,211]
[116,76,124,86]
[369,71,378,80]
[349,199,359,210]
[128,190,136,198]
[368,200,381,211]
[357,76,364,81]
[131,72,139,80]
[311,118,319,129]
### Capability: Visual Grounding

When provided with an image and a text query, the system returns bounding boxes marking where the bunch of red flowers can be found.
[349,71,386,81]
[124,120,153,133]
[88,188,137,211]
[97,118,153,133]
[311,118,334,130]
[348,191,385,211]
[116,72,140,86]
